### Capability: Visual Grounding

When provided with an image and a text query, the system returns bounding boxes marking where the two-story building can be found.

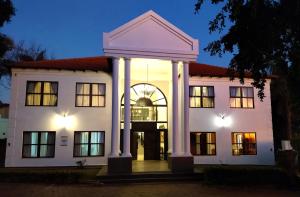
[5,10,275,173]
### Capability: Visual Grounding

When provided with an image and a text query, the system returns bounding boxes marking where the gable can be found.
[103,10,199,61]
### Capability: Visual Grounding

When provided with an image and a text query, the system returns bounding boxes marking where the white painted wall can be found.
[6,67,275,167]
[189,77,275,165]
[5,69,112,167]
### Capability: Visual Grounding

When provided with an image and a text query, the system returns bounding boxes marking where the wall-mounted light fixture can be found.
[214,113,232,127]
[53,112,76,130]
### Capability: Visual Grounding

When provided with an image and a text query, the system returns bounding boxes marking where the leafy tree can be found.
[194,0,300,149]
[0,0,15,77]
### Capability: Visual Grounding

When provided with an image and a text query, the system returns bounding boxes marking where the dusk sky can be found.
[0,0,233,103]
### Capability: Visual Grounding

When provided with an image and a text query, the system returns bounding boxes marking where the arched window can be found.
[121,83,167,127]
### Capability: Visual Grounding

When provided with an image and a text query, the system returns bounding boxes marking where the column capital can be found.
[171,60,179,65]
[183,61,189,65]
[124,57,131,62]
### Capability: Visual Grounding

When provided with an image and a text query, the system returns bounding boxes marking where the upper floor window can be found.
[74,131,105,157]
[189,86,214,108]
[232,132,257,155]
[190,132,216,155]
[76,83,105,107]
[26,81,58,106]
[22,131,56,158]
[230,87,254,108]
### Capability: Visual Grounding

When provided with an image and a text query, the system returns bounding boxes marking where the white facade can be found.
[5,10,275,167]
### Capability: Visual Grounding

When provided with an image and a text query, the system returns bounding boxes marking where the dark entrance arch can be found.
[120,83,168,160]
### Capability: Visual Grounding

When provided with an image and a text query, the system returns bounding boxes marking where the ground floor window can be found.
[232,132,257,155]
[190,132,216,155]
[22,131,55,158]
[74,131,105,157]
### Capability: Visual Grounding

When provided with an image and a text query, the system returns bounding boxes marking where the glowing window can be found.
[232,132,256,155]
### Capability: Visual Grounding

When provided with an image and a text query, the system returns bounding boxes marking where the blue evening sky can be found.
[0,0,233,103]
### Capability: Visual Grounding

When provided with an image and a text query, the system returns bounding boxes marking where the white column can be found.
[172,60,180,156]
[110,57,120,157]
[183,62,191,156]
[122,57,132,157]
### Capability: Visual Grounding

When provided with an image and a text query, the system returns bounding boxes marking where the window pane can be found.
[74,144,88,156]
[75,132,89,143]
[91,132,104,143]
[40,145,55,157]
[230,87,240,97]
[76,84,84,94]
[242,98,248,108]
[157,107,167,121]
[91,96,104,106]
[202,87,208,96]
[190,87,201,96]
[27,82,41,93]
[247,98,254,108]
[203,97,214,108]
[247,88,254,97]
[43,82,51,93]
[23,132,38,144]
[76,96,90,106]
[242,87,248,97]
[23,145,38,157]
[43,95,57,106]
[90,144,104,156]
[26,94,41,105]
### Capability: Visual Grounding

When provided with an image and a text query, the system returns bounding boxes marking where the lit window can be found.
[26,81,58,106]
[74,131,105,157]
[22,131,55,158]
[76,83,105,107]
[190,132,216,155]
[230,87,254,108]
[189,86,214,108]
[232,132,257,155]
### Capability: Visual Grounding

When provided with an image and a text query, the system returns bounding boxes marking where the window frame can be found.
[73,131,105,157]
[231,132,257,156]
[75,83,106,107]
[190,132,217,156]
[25,81,58,107]
[22,131,56,158]
[189,86,215,108]
[229,86,255,109]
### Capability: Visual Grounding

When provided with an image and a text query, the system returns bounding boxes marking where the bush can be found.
[203,166,292,186]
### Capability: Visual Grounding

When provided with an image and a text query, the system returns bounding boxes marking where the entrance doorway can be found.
[120,83,168,161]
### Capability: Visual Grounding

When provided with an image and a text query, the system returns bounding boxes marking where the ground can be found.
[0,182,299,197]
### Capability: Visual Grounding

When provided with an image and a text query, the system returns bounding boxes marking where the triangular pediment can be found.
[103,10,198,61]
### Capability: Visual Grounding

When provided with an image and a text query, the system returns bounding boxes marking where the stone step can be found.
[96,172,204,184]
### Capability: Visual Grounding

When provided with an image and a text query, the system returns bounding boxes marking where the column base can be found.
[168,156,194,173]
[108,157,132,174]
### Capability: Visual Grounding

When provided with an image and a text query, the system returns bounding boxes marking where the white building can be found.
[5,11,275,173]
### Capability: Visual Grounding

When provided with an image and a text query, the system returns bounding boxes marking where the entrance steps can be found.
[96,166,204,183]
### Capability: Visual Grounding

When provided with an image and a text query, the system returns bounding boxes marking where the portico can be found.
[104,10,198,173]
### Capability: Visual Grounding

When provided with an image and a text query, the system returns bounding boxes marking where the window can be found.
[230,87,254,108]
[76,83,105,107]
[74,131,105,157]
[232,132,257,155]
[22,131,55,158]
[189,86,214,108]
[190,132,216,155]
[26,81,58,106]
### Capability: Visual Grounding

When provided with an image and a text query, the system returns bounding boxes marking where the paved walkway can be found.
[0,182,299,197]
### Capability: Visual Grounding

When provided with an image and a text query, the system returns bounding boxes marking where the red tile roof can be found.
[12,56,270,78]
[12,56,112,72]
[189,62,253,78]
